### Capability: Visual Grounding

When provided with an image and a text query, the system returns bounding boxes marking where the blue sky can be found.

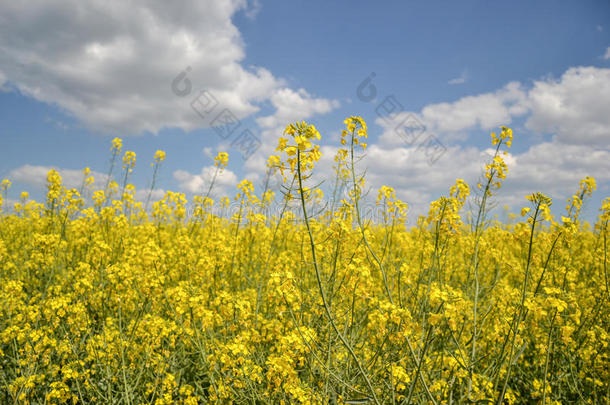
[1,0,609,222]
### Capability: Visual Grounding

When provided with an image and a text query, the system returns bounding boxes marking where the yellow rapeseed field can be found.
[0,118,608,404]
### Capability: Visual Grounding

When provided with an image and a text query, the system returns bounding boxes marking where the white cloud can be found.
[376,82,528,147]
[317,144,486,220]
[448,77,465,85]
[5,164,169,207]
[603,47,610,60]
[306,67,610,221]
[420,81,528,134]
[6,163,172,206]
[0,0,281,134]
[378,66,610,149]
[235,65,610,222]
[493,141,610,216]
[507,141,610,193]
[448,70,468,85]
[244,0,262,19]
[134,188,166,204]
[242,87,339,176]
[202,147,214,159]
[173,165,238,197]
[306,139,609,222]
[1,197,19,208]
[525,66,610,145]
[256,88,340,130]
[377,81,529,148]
[7,164,108,189]
[225,65,610,222]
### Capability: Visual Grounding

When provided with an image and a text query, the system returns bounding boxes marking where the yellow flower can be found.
[0,116,605,405]
[111,137,123,152]
[214,152,229,168]
[275,121,322,178]
[267,155,280,168]
[154,150,166,163]
[122,151,137,172]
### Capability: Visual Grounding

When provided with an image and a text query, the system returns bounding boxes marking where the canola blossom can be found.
[0,118,608,404]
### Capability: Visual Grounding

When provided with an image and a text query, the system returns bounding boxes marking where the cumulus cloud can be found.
[309,140,609,222]
[3,3,607,224]
[376,82,528,147]
[525,66,610,145]
[173,165,238,197]
[448,70,468,85]
[448,77,465,85]
[178,65,610,220]
[308,143,487,220]
[421,81,528,135]
[7,164,108,189]
[0,0,281,134]
[134,188,166,204]
[244,0,262,19]
[604,47,610,60]
[506,141,610,194]
[242,87,340,176]
[256,88,340,130]
[6,164,171,205]
[307,66,610,220]
[379,67,610,149]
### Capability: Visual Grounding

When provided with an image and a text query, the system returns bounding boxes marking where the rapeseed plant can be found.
[0,117,608,404]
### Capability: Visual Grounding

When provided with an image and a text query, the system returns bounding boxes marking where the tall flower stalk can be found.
[276,121,380,405]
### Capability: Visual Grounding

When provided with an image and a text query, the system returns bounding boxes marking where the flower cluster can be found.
[214,152,229,168]
[122,150,137,173]
[522,192,554,223]
[154,150,166,163]
[0,118,607,405]
[276,121,321,178]
[376,186,408,222]
[426,178,471,233]
[341,116,368,150]
[479,126,513,195]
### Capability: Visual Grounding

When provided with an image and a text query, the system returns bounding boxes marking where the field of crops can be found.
[1,118,608,404]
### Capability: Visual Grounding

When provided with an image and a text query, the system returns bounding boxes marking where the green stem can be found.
[296,148,380,405]
[496,202,540,404]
